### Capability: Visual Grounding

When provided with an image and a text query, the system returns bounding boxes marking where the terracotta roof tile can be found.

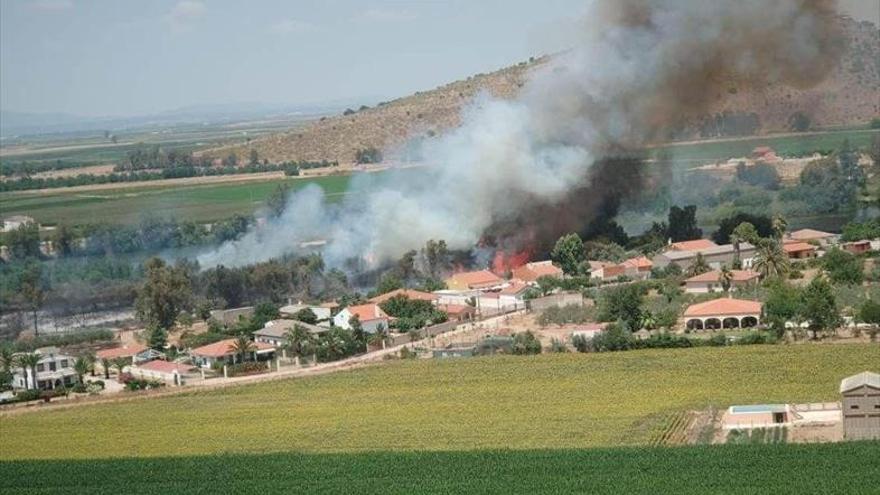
[446,270,504,289]
[96,344,148,360]
[669,239,718,251]
[191,338,274,358]
[346,303,389,322]
[684,298,762,317]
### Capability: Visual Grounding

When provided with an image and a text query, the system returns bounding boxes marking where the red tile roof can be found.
[511,261,563,283]
[346,303,389,322]
[788,229,835,241]
[437,304,475,316]
[500,281,530,295]
[782,241,816,254]
[135,360,189,374]
[685,270,760,283]
[669,239,718,251]
[191,338,274,358]
[622,256,653,270]
[368,289,438,304]
[96,344,148,360]
[446,270,504,289]
[684,298,762,317]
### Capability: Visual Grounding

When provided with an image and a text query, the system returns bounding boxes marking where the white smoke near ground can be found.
[198,0,841,270]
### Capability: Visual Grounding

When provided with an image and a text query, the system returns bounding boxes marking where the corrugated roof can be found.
[840,371,880,393]
[684,298,762,317]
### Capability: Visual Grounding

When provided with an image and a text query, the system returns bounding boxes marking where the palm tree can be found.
[639,311,657,331]
[83,352,97,377]
[772,214,788,240]
[111,357,128,377]
[284,324,314,360]
[720,266,734,293]
[753,240,790,279]
[231,335,255,364]
[101,358,111,380]
[687,252,710,277]
[368,323,389,349]
[73,356,90,385]
[16,352,41,391]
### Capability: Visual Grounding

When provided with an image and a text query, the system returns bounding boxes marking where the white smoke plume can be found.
[198,0,841,270]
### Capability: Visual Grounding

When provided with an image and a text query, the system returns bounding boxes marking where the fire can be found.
[492,249,531,275]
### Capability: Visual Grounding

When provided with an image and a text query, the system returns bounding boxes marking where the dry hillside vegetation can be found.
[209,18,879,165]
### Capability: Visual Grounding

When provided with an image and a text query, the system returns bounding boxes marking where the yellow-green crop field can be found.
[1,344,877,460]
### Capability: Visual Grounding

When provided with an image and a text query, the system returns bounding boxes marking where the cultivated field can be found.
[1,443,878,495]
[1,344,877,460]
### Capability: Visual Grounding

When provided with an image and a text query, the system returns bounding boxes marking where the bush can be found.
[536,304,594,326]
[227,361,268,377]
[511,331,542,355]
[548,338,569,353]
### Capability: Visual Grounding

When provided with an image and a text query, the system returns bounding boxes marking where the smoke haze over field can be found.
[198,0,843,270]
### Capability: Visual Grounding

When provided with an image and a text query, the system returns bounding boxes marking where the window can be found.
[60,360,68,368]
[37,364,45,372]
[49,362,57,372]
[850,405,859,410]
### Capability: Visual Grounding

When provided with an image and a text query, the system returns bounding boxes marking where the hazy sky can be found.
[1,0,878,117]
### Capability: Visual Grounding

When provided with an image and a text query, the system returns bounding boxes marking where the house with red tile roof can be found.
[368,288,439,305]
[589,256,653,282]
[437,303,476,322]
[96,344,163,367]
[444,270,505,291]
[786,229,839,246]
[684,298,762,331]
[190,338,275,369]
[511,261,563,284]
[129,360,191,385]
[498,281,531,309]
[333,303,390,333]
[783,241,817,259]
[669,239,718,251]
[684,270,760,294]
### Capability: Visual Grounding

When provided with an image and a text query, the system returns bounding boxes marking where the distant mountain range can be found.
[0,97,386,138]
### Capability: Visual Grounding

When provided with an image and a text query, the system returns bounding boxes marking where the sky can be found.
[1,0,878,118]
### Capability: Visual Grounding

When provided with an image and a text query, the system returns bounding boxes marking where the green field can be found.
[0,174,354,225]
[655,128,880,163]
[1,443,878,494]
[1,345,877,460]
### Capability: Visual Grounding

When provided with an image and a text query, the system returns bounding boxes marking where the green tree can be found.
[771,214,788,240]
[111,357,128,376]
[7,222,41,259]
[375,273,403,296]
[800,277,841,339]
[667,205,702,242]
[511,331,542,355]
[686,252,710,277]
[597,284,643,331]
[294,308,318,324]
[147,325,168,351]
[422,240,450,278]
[251,302,280,329]
[73,356,90,384]
[719,266,734,293]
[52,224,75,257]
[135,257,192,331]
[551,233,585,275]
[821,248,864,285]
[101,358,111,379]
[763,279,802,333]
[266,183,290,218]
[231,335,255,363]
[752,240,790,279]
[18,262,47,335]
[285,324,315,359]
[858,299,880,328]
[349,315,366,352]
[16,352,41,390]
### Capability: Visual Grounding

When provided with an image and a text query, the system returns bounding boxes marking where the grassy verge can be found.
[1,345,877,460]
[1,442,878,494]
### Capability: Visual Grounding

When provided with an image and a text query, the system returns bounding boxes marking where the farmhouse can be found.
[511,260,563,284]
[683,298,762,331]
[588,256,652,282]
[669,239,718,251]
[368,288,439,305]
[683,270,760,294]
[279,301,332,321]
[842,240,872,255]
[333,303,390,333]
[652,242,756,271]
[444,270,505,291]
[840,371,880,440]
[253,319,327,347]
[787,228,839,246]
[782,241,817,259]
[11,347,78,390]
[437,303,476,321]
[498,281,531,309]
[191,338,275,369]
[129,360,189,386]
[95,344,162,365]
[209,306,255,326]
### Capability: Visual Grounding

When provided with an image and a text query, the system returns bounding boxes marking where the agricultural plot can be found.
[0,174,354,225]
[0,344,877,461]
[0,442,878,494]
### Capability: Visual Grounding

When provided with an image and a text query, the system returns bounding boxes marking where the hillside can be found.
[208,18,879,165]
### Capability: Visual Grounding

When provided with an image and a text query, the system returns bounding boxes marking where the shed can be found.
[840,371,880,440]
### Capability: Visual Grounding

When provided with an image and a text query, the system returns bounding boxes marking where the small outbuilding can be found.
[840,371,880,440]
[723,404,791,429]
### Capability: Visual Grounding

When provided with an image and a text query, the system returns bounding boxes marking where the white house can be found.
[333,303,390,333]
[498,281,531,309]
[683,270,760,294]
[12,347,78,390]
